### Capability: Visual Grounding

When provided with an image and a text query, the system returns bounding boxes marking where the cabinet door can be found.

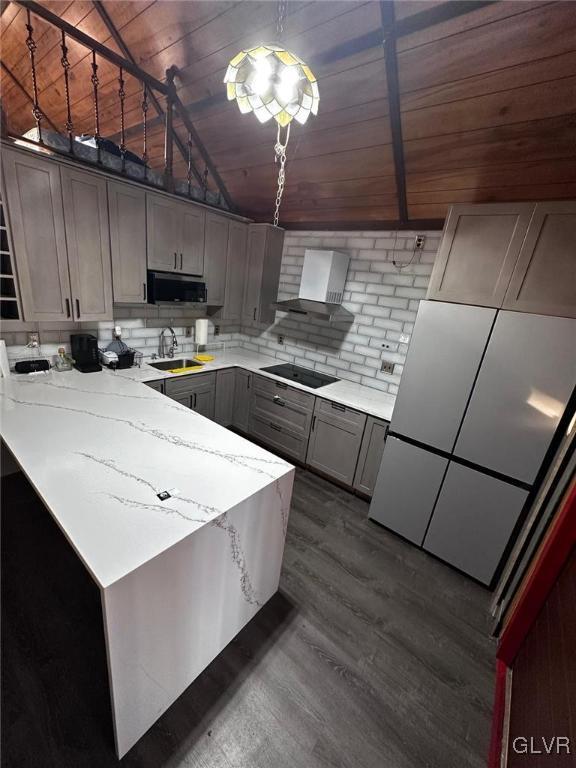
[2,149,72,321]
[353,416,389,496]
[204,213,228,304]
[108,182,147,304]
[368,437,448,545]
[223,221,248,321]
[190,386,215,420]
[172,394,191,408]
[427,203,533,307]
[259,225,284,325]
[180,203,204,275]
[503,201,576,318]
[306,400,366,485]
[423,463,528,585]
[242,226,266,322]
[233,369,252,431]
[215,368,236,426]
[61,167,112,322]
[147,193,180,272]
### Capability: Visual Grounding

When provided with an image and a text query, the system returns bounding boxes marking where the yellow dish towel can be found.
[194,354,215,362]
[168,365,205,374]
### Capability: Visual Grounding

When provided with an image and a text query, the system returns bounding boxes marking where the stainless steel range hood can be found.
[272,249,352,321]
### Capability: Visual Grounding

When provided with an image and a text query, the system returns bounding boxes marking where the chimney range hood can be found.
[272,249,352,321]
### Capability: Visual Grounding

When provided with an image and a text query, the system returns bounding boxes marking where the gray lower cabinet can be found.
[369,437,448,545]
[250,375,314,437]
[422,462,529,585]
[233,369,252,431]
[215,368,236,426]
[108,181,147,304]
[164,372,215,419]
[353,416,389,496]
[306,399,367,485]
[145,380,164,393]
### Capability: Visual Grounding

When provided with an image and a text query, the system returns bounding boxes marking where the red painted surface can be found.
[488,659,508,768]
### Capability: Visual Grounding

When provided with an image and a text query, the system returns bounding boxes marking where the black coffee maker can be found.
[70,333,101,373]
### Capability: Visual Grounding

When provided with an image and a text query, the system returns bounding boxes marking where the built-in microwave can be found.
[147,271,207,305]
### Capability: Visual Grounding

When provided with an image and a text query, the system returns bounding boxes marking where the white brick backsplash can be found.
[2,229,440,395]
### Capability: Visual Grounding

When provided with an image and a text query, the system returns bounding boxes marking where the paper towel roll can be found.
[195,318,208,346]
[0,340,10,378]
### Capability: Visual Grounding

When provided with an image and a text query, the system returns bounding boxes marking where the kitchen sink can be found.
[148,358,203,371]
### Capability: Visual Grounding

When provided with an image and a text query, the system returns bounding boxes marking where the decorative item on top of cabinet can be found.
[353,416,389,497]
[233,369,252,432]
[427,203,534,309]
[60,167,113,322]
[222,221,248,321]
[242,223,284,325]
[215,368,236,426]
[146,193,205,275]
[204,212,229,305]
[306,398,367,486]
[502,201,576,319]
[108,181,147,304]
[2,148,72,321]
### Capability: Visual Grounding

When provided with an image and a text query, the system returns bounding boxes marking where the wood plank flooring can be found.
[1,468,495,767]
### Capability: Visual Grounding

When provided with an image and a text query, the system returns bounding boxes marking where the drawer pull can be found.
[311,415,316,431]
[331,402,346,412]
[273,395,285,406]
[65,298,71,318]
[270,422,282,432]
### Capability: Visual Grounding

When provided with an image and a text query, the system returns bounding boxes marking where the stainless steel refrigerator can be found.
[369,300,576,585]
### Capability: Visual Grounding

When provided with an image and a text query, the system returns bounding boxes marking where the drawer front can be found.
[145,380,164,393]
[165,371,216,398]
[251,388,313,437]
[253,374,315,411]
[314,398,366,433]
[249,415,307,462]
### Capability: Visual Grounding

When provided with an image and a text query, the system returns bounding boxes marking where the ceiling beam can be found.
[92,0,204,190]
[282,219,445,231]
[380,1,408,225]
[0,59,59,133]
[13,0,168,95]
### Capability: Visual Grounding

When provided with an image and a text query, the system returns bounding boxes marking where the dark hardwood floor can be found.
[1,468,495,767]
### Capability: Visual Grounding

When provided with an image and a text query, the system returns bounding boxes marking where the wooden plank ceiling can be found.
[1,0,575,229]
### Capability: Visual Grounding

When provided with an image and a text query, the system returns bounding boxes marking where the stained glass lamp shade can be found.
[224,44,319,127]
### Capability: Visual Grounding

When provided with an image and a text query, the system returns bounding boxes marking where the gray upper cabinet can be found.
[353,416,389,497]
[242,224,284,324]
[2,148,72,321]
[222,221,248,321]
[108,181,147,304]
[147,193,204,275]
[180,202,204,275]
[204,212,229,305]
[427,203,533,308]
[147,193,180,272]
[306,399,367,485]
[502,201,576,319]
[60,167,113,322]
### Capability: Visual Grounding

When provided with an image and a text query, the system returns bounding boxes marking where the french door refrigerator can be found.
[369,300,576,585]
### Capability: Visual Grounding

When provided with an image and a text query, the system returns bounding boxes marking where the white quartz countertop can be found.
[0,368,293,589]
[118,348,397,422]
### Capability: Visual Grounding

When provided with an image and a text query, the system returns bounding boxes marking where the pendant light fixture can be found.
[224,0,319,225]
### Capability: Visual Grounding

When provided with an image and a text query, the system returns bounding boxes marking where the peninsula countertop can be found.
[117,347,397,422]
[0,367,293,589]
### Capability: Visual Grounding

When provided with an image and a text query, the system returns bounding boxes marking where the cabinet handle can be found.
[193,393,197,408]
[174,252,177,269]
[143,282,147,301]
[331,402,346,412]
[312,415,316,431]
[75,298,81,318]
[275,381,287,389]
[247,376,250,390]
[273,395,285,406]
[180,253,183,271]
[270,423,281,432]
[253,307,256,321]
[65,298,71,319]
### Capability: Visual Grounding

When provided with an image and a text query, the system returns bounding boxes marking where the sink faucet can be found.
[159,327,178,358]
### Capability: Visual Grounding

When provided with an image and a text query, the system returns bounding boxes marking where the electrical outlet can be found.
[415,235,426,250]
[278,334,284,345]
[214,325,220,337]
[381,360,395,375]
[185,326,193,337]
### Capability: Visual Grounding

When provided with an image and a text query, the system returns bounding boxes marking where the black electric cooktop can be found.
[261,363,339,389]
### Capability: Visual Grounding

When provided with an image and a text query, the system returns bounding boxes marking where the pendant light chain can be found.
[273,122,290,227]
[276,0,287,40]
